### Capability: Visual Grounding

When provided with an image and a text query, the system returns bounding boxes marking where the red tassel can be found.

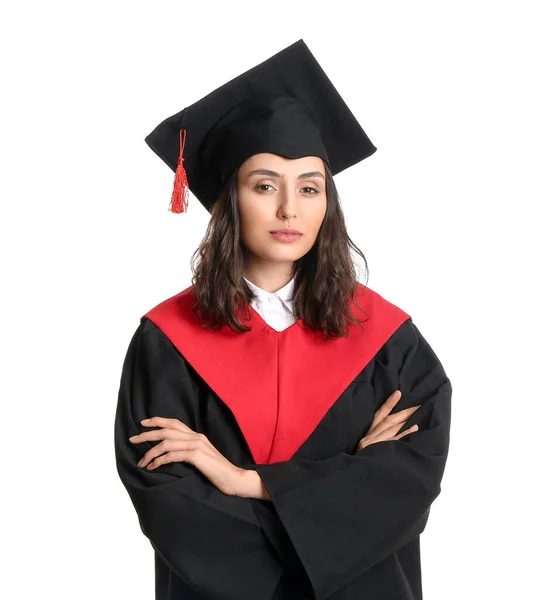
[169,128,189,214]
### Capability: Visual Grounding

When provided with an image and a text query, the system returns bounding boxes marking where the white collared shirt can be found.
[243,275,296,332]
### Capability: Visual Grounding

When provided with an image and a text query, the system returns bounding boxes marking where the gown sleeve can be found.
[252,319,452,600]
[113,318,284,600]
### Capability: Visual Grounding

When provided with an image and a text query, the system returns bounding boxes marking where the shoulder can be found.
[356,283,448,371]
[137,315,180,347]
[125,316,176,358]
[141,285,196,322]
[384,318,422,358]
[355,282,411,321]
[355,283,413,343]
[384,317,451,386]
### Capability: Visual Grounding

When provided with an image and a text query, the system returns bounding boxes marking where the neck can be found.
[243,257,294,294]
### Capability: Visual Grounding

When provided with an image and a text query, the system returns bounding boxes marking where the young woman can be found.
[114,39,452,600]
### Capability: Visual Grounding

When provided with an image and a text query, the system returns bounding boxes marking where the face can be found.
[236,153,327,268]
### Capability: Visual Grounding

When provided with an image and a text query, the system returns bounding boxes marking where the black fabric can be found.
[114,317,451,600]
[144,39,377,212]
[199,94,328,194]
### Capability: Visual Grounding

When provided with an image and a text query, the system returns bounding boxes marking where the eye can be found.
[255,184,319,194]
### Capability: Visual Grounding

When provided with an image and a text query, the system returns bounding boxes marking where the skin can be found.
[237,152,328,293]
[355,390,420,451]
[130,154,420,499]
[129,391,420,499]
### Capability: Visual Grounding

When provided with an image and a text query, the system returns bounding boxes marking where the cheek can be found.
[239,204,270,242]
[303,201,327,232]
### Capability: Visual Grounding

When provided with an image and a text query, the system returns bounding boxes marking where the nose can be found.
[277,187,297,219]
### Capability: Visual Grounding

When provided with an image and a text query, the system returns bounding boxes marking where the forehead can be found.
[239,153,325,175]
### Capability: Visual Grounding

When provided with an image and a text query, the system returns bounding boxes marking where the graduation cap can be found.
[144,39,377,214]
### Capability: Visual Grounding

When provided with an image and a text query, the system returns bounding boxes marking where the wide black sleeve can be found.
[114,318,284,600]
[252,319,452,600]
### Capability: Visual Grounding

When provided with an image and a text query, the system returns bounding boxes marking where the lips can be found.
[270,229,302,235]
[270,231,303,243]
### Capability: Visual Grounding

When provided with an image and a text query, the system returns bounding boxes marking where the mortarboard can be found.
[144,38,377,214]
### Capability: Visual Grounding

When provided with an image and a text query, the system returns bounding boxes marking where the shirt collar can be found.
[243,275,295,312]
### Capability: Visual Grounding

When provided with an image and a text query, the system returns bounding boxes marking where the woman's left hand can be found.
[129,417,246,497]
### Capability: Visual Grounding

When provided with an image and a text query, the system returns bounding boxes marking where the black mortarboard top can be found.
[144,39,377,214]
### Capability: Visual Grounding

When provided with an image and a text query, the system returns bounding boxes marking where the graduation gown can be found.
[114,283,452,600]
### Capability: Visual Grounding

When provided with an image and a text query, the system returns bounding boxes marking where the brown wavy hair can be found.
[188,161,370,339]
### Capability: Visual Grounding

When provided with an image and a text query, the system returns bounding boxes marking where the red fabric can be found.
[143,283,411,464]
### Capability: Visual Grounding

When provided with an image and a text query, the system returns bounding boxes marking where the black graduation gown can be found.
[114,283,452,600]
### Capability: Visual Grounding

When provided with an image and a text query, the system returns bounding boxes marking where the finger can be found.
[368,405,420,437]
[369,416,410,438]
[146,441,212,470]
[129,427,197,444]
[140,417,193,433]
[355,440,367,452]
[397,405,421,417]
[358,421,419,450]
[393,425,419,440]
[372,390,402,424]
[379,404,421,427]
[146,449,192,470]
[138,439,189,468]
[369,420,413,443]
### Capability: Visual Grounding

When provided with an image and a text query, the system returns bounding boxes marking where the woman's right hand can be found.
[355,389,421,452]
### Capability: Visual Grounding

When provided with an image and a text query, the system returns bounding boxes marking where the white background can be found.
[2,1,556,598]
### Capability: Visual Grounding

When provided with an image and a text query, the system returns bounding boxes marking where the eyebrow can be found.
[247,169,325,180]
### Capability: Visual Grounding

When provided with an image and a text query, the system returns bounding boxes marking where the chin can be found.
[268,248,309,262]
[245,237,313,263]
